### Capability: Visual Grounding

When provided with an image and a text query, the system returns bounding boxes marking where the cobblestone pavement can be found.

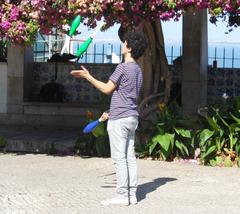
[0,153,240,214]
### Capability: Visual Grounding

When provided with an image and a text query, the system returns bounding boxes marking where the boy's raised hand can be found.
[71,65,90,79]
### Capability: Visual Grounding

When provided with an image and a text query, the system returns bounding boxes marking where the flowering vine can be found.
[0,0,239,45]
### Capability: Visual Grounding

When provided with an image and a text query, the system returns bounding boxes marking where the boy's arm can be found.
[85,75,116,95]
[71,66,116,95]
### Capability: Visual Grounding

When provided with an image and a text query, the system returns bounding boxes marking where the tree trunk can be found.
[138,19,171,103]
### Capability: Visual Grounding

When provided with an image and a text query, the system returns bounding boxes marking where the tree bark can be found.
[139,19,171,103]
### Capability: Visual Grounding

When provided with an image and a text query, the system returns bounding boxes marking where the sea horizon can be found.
[72,40,240,68]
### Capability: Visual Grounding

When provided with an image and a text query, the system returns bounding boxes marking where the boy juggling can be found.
[71,32,147,206]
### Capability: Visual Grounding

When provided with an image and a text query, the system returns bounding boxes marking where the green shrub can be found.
[144,102,196,161]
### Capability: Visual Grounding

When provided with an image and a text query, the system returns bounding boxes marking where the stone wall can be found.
[207,67,240,102]
[2,55,240,128]
[30,63,240,105]
[0,55,117,127]
[169,64,240,104]
[30,62,116,104]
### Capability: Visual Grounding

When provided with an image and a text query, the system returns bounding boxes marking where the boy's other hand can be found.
[100,112,109,122]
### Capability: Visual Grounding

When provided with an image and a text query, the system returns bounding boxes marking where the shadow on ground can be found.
[137,177,177,202]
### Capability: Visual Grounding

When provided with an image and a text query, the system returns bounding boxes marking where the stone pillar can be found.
[7,46,33,113]
[182,10,208,115]
[0,63,8,113]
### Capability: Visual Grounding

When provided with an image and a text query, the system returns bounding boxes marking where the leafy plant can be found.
[75,110,110,157]
[91,119,110,157]
[146,102,195,161]
[195,106,240,167]
[0,137,6,152]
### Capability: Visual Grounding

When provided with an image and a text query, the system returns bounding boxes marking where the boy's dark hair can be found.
[123,32,148,60]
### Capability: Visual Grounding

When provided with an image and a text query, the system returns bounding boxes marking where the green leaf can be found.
[209,159,217,167]
[216,138,225,153]
[230,112,240,124]
[175,140,189,156]
[216,156,223,165]
[224,157,233,167]
[149,138,158,155]
[174,128,191,138]
[202,145,216,160]
[232,137,238,149]
[175,140,184,156]
[181,142,189,156]
[92,122,106,137]
[216,112,229,128]
[199,129,214,146]
[229,124,240,136]
[158,134,174,152]
[0,137,6,148]
[235,144,240,156]
[224,148,230,154]
[153,133,174,160]
[207,117,219,132]
[219,129,224,137]
[213,7,222,15]
[95,136,109,157]
[156,126,165,135]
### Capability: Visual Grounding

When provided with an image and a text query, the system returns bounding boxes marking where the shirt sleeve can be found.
[109,64,124,86]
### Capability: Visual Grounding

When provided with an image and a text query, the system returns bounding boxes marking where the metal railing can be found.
[33,32,64,62]
[33,34,122,63]
[33,36,240,68]
[208,47,240,69]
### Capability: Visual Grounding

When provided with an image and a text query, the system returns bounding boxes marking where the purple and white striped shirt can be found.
[109,62,143,120]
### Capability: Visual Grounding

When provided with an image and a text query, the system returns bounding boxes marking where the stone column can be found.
[7,46,33,113]
[182,9,208,115]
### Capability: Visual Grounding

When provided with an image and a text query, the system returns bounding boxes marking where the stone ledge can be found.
[0,114,87,128]
[23,103,101,116]
[0,125,81,154]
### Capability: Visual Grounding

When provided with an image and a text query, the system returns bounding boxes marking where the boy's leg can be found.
[126,117,138,204]
[101,118,129,206]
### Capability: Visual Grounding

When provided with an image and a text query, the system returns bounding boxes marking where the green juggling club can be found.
[76,37,93,58]
[69,15,82,37]
[76,22,105,58]
[61,15,82,55]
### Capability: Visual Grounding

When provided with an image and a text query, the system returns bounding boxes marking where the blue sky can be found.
[76,16,240,45]
[161,16,240,44]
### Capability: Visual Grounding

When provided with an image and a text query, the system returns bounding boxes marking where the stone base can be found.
[0,125,81,154]
[0,102,102,128]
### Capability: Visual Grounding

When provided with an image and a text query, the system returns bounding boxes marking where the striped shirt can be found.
[109,62,143,120]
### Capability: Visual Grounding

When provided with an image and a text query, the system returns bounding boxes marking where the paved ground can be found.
[0,153,240,214]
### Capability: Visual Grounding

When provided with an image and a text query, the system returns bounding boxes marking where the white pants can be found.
[107,116,138,198]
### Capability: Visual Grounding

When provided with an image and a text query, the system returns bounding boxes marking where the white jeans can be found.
[107,116,138,198]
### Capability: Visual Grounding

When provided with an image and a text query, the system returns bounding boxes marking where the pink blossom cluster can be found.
[0,0,239,45]
[0,0,74,44]
[69,0,240,28]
